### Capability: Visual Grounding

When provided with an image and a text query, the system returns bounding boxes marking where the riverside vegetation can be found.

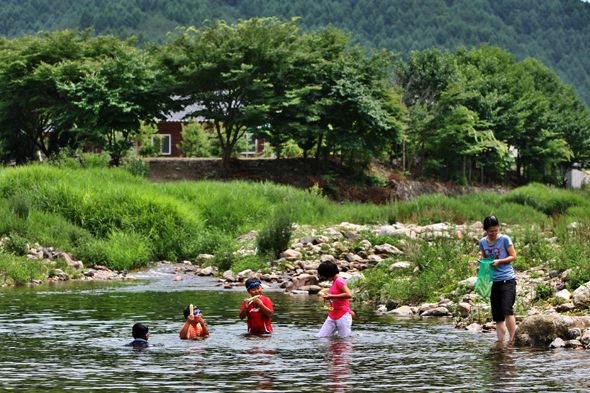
[2,159,590,323]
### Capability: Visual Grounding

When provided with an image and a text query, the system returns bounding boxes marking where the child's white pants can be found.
[316,312,352,338]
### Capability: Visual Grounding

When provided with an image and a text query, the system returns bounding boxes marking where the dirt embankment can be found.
[144,157,506,203]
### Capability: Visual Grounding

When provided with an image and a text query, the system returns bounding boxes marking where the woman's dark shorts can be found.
[490,278,516,322]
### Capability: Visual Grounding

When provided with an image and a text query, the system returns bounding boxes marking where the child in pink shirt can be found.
[316,261,353,338]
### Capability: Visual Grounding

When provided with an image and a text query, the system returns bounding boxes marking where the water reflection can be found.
[326,338,353,392]
[483,342,516,392]
[2,277,590,392]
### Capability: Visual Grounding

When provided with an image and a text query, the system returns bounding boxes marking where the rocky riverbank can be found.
[0,239,136,287]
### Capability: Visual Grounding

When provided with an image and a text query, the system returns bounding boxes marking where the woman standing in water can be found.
[479,215,517,342]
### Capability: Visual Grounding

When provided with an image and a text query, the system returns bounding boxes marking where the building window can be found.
[242,133,257,157]
[152,134,171,155]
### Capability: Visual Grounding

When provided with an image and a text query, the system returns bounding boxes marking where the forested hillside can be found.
[1,0,589,104]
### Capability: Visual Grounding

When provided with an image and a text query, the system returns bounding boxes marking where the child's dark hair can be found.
[317,261,339,279]
[483,215,500,230]
[245,277,261,290]
[132,322,149,339]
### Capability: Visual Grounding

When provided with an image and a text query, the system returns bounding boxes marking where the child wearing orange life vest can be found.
[179,305,209,339]
[239,278,274,333]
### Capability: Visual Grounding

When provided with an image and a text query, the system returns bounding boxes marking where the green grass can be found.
[0,251,48,285]
[1,162,589,280]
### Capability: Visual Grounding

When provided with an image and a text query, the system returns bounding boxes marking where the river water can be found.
[1,268,589,392]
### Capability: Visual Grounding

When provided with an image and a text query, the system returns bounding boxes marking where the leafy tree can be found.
[56,39,169,166]
[177,121,212,157]
[157,17,301,175]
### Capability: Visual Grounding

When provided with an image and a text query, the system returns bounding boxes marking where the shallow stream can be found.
[1,268,589,392]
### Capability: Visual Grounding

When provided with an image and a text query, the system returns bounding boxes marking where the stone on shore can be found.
[389,262,411,272]
[420,307,451,317]
[282,250,303,260]
[458,303,471,317]
[514,314,590,346]
[374,244,403,255]
[173,276,183,281]
[549,337,566,348]
[555,289,572,301]
[319,255,335,263]
[198,266,215,276]
[458,277,478,287]
[573,282,590,308]
[385,306,414,316]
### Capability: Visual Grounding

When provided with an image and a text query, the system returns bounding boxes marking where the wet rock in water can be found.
[565,339,583,348]
[173,276,183,281]
[183,260,192,265]
[388,262,411,272]
[566,328,581,340]
[573,282,590,308]
[289,274,319,290]
[466,323,483,331]
[222,270,235,280]
[223,282,232,289]
[238,269,253,278]
[482,322,496,331]
[385,300,398,311]
[417,303,437,315]
[376,305,388,314]
[374,244,403,255]
[420,307,451,317]
[555,303,575,313]
[514,315,590,346]
[385,306,414,316]
[458,303,471,317]
[580,331,590,346]
[555,289,572,301]
[549,338,566,348]
[198,267,214,276]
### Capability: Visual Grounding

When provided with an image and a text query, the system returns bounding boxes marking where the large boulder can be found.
[514,314,590,346]
[573,282,590,308]
[290,274,319,290]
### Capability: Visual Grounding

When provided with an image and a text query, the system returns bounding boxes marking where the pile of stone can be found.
[0,239,135,286]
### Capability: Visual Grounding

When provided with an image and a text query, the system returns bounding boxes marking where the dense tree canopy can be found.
[1,0,589,105]
[0,19,589,186]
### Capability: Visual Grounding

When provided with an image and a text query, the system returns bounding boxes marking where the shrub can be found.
[8,193,31,220]
[4,232,29,256]
[0,253,46,285]
[122,157,150,177]
[535,282,553,301]
[256,207,293,260]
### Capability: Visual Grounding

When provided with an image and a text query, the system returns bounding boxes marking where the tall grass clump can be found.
[76,231,152,271]
[503,183,590,216]
[351,237,473,304]
[554,220,590,289]
[0,252,47,285]
[256,207,294,260]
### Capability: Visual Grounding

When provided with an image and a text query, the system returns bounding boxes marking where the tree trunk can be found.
[420,141,425,177]
[402,139,406,173]
[315,133,324,159]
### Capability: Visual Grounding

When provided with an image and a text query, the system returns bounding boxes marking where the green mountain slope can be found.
[1,0,589,104]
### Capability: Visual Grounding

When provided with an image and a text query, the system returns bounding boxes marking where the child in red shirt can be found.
[179,305,209,339]
[239,278,274,333]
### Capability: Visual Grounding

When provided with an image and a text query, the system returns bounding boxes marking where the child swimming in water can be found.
[179,305,209,339]
[239,278,274,333]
